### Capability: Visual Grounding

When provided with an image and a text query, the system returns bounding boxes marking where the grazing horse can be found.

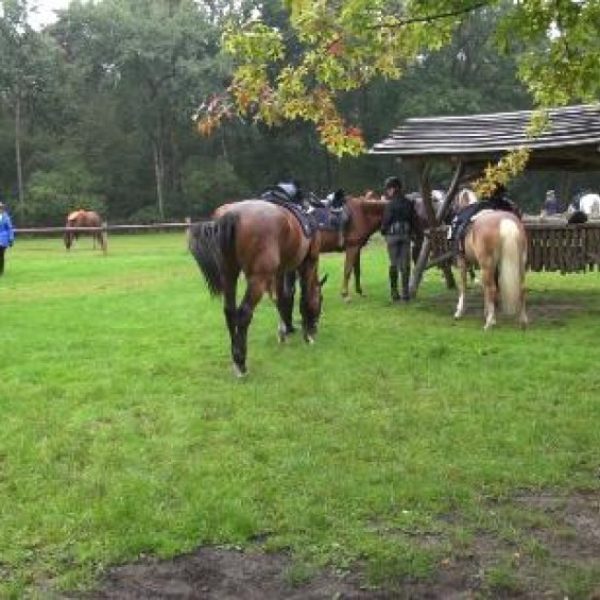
[64,210,107,253]
[317,191,388,298]
[454,210,528,330]
[189,200,326,377]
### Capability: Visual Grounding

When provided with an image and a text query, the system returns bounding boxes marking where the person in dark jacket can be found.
[542,189,560,215]
[0,202,15,276]
[380,177,417,301]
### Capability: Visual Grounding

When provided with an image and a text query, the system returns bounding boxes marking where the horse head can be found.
[302,272,328,341]
[456,188,478,211]
[64,213,80,250]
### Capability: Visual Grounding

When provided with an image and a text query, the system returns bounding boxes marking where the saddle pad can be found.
[311,206,345,231]
[262,197,317,238]
[470,209,495,222]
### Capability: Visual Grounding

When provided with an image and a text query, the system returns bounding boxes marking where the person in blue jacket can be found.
[0,202,15,276]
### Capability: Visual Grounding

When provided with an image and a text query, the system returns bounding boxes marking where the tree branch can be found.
[368,1,494,30]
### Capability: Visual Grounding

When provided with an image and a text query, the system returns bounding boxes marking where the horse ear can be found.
[319,274,329,287]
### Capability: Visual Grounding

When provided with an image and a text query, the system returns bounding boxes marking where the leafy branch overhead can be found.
[197,0,600,160]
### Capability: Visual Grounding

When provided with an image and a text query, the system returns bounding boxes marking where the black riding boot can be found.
[401,271,410,301]
[389,266,400,302]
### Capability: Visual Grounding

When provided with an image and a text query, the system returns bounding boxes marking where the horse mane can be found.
[348,191,388,215]
[363,190,381,201]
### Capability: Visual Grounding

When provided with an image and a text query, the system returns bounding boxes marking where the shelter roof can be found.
[370,104,600,170]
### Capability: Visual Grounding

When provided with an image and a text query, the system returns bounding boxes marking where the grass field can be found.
[1,233,600,597]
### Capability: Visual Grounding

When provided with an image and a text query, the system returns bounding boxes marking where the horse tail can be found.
[189,212,238,296]
[498,217,525,316]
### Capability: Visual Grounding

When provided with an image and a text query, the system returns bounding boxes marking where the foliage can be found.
[20,153,106,224]
[182,154,250,216]
[1,0,598,222]
[205,0,600,161]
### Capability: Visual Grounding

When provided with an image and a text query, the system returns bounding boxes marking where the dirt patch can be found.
[513,491,600,566]
[67,547,390,599]
[65,492,600,600]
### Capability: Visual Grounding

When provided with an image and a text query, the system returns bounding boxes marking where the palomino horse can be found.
[189,200,326,377]
[318,191,387,299]
[64,210,107,253]
[454,210,528,330]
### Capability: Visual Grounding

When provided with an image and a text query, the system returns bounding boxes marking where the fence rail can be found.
[13,220,202,235]
[428,219,600,274]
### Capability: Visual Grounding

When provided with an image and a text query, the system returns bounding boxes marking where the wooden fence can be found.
[12,219,206,254]
[428,218,600,274]
[14,220,195,236]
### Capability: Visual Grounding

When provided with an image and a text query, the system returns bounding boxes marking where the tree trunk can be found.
[153,138,165,219]
[14,94,25,217]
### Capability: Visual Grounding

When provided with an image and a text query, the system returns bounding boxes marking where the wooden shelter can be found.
[370,104,600,294]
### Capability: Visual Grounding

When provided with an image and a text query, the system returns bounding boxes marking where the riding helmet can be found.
[384,176,402,191]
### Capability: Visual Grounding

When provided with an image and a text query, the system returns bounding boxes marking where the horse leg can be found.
[232,275,266,377]
[223,266,240,359]
[353,249,364,296]
[275,271,297,342]
[481,261,498,330]
[454,256,468,319]
[341,245,358,300]
[297,259,319,344]
[518,256,528,329]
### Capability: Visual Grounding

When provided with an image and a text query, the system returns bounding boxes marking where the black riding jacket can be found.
[380,194,417,238]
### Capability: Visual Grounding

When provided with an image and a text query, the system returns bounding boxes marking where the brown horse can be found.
[64,210,107,253]
[318,191,387,298]
[454,210,528,330]
[189,200,326,377]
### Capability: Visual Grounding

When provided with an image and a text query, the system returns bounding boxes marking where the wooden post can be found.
[418,161,436,224]
[409,161,465,296]
[185,217,192,249]
[559,172,572,212]
[102,221,108,255]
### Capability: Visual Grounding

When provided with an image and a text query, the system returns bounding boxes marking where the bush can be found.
[125,205,164,224]
[21,163,107,226]
[182,156,250,217]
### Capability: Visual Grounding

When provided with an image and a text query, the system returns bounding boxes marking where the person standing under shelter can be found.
[0,202,15,276]
[542,189,560,215]
[380,176,417,302]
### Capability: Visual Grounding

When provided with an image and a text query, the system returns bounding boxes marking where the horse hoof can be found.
[232,363,247,378]
[454,312,462,320]
[342,295,351,303]
[278,323,287,343]
[304,334,315,345]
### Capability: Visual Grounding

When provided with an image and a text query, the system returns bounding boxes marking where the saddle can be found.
[261,190,317,238]
[310,205,349,232]
[449,209,495,254]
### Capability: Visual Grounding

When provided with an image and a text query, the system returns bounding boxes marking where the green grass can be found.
[1,233,600,596]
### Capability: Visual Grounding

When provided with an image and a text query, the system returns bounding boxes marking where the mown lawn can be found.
[1,233,599,597]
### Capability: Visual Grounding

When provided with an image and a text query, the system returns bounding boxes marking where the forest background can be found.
[1,0,598,226]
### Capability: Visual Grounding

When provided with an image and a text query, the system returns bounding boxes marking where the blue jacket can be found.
[0,211,15,248]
